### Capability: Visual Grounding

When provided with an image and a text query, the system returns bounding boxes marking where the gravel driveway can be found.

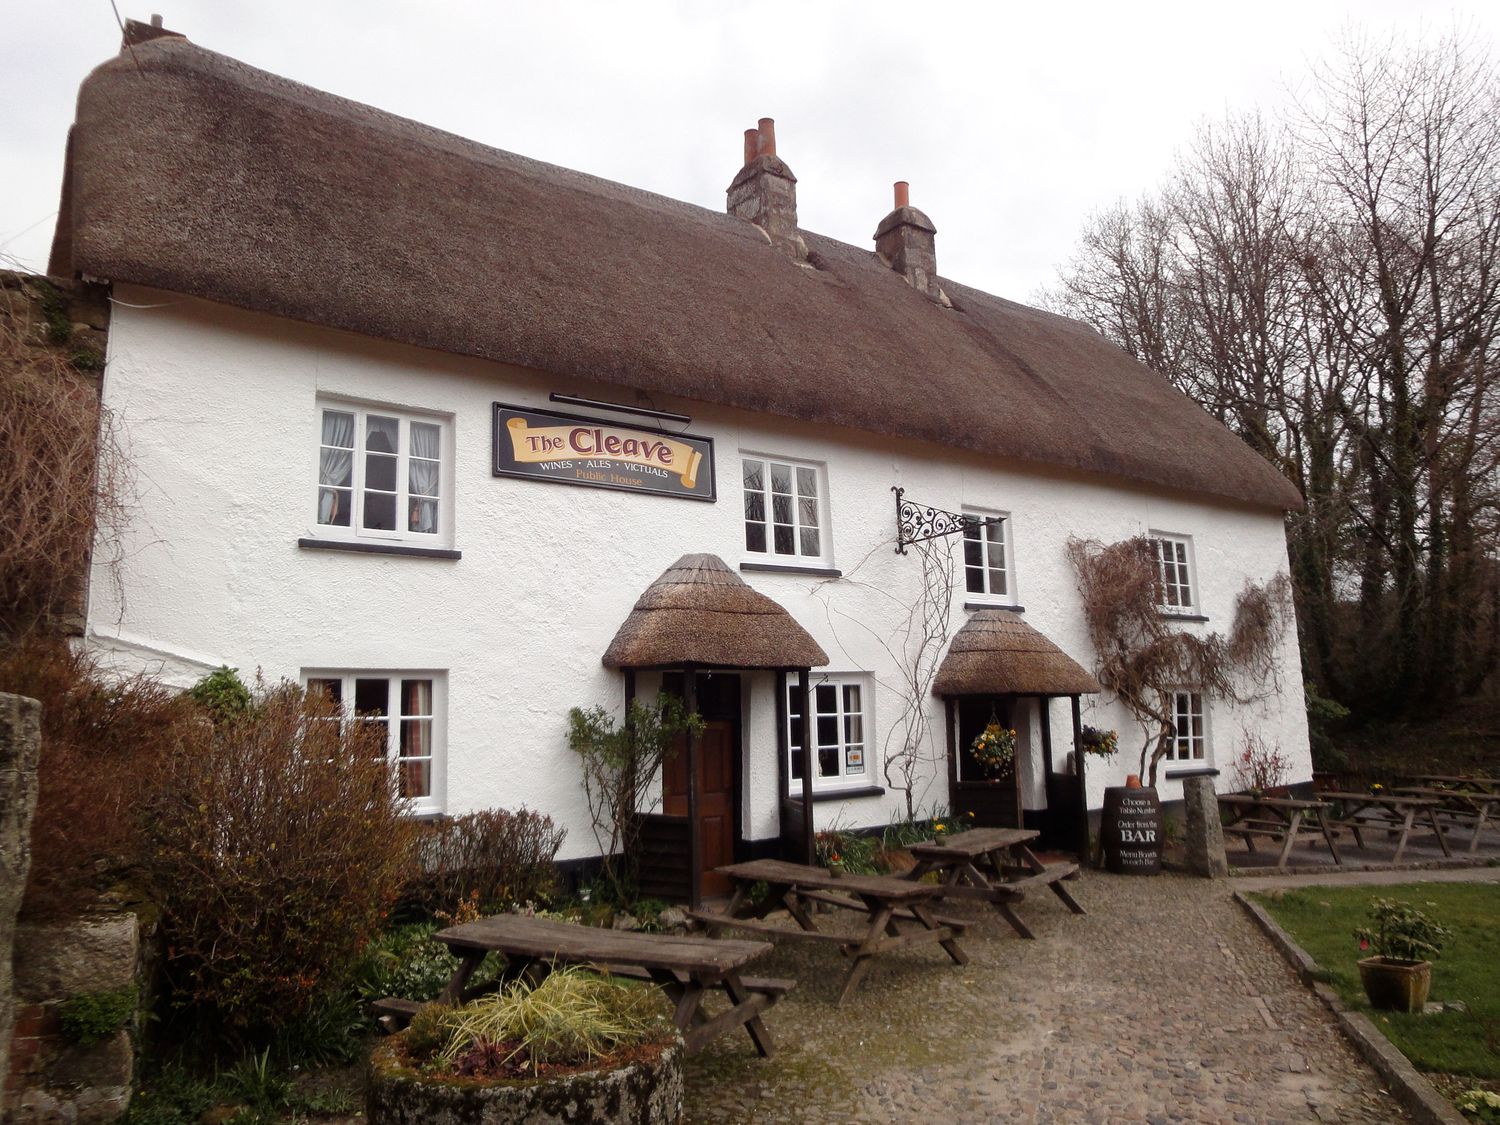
[683,871,1407,1123]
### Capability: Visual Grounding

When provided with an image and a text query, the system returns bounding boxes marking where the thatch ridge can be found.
[603,554,829,670]
[52,35,1302,512]
[933,610,1101,697]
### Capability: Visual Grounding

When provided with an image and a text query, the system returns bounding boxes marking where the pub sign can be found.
[492,403,716,501]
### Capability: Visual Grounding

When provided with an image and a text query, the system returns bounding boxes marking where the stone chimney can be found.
[726,118,807,261]
[874,181,945,303]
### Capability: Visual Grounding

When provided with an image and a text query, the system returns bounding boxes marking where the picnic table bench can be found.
[687,858,968,1005]
[1406,774,1500,795]
[1218,793,1342,870]
[378,913,790,1057]
[1318,790,1451,864]
[1390,786,1500,853]
[905,827,1086,940]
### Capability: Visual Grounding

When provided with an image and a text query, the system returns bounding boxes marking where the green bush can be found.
[1355,898,1450,962]
[353,921,501,1006]
[59,985,136,1046]
[143,679,419,1041]
[403,807,566,916]
[186,665,252,726]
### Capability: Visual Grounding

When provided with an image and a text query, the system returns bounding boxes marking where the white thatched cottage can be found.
[50,20,1309,899]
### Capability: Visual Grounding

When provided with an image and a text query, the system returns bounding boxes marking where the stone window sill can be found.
[299,538,461,560]
[965,602,1024,613]
[790,785,886,804]
[1159,611,1209,623]
[740,561,843,578]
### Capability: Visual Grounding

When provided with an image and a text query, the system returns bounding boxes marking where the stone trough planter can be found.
[367,1030,684,1125]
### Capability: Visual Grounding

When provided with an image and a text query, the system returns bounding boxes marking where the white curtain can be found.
[318,411,354,524]
[408,422,441,533]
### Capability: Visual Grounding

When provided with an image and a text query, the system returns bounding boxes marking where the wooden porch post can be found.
[684,666,701,909]
[798,668,814,865]
[1039,696,1054,775]
[1070,694,1088,858]
[944,697,957,811]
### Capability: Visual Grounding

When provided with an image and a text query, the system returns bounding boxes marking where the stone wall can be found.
[5,911,148,1124]
[1,695,41,1118]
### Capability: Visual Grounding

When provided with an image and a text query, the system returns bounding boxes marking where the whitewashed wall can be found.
[88,285,1312,859]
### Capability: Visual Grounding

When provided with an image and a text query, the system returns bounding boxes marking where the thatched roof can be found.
[933,610,1101,697]
[49,31,1302,512]
[603,554,829,670]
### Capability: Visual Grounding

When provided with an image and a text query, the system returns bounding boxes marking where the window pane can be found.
[742,460,764,491]
[401,679,433,717]
[966,566,985,594]
[788,714,803,750]
[410,421,440,460]
[772,493,792,524]
[399,758,431,799]
[744,491,765,523]
[817,714,838,747]
[770,463,792,494]
[816,684,836,712]
[363,492,397,530]
[322,410,355,449]
[817,746,838,777]
[366,415,399,453]
[354,678,389,717]
[409,497,438,534]
[366,451,397,492]
[985,519,1004,548]
[963,536,983,568]
[790,747,804,781]
[845,747,864,774]
[795,466,816,496]
[745,522,767,553]
[319,450,353,488]
[800,528,820,556]
[307,678,342,705]
[773,524,794,554]
[844,710,862,745]
[318,487,351,527]
[798,496,818,528]
[989,566,1007,596]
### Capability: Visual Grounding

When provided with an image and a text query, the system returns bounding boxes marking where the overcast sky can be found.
[4,1,1496,302]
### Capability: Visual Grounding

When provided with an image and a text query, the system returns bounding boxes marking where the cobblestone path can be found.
[684,872,1407,1123]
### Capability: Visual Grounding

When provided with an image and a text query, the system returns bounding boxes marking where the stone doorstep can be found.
[1233,891,1467,1125]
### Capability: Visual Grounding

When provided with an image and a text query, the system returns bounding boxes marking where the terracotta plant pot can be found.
[1357,956,1432,1013]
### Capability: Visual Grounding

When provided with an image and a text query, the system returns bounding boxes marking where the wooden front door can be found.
[662,673,741,899]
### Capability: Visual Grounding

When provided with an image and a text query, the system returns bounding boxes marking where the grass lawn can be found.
[1252,883,1500,1081]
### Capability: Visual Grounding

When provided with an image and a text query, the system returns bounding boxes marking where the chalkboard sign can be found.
[1101,786,1163,875]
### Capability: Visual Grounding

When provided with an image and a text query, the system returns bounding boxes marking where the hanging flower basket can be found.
[1079,725,1119,758]
[970,721,1017,779]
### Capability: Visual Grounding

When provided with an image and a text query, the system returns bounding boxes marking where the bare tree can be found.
[1046,29,1500,718]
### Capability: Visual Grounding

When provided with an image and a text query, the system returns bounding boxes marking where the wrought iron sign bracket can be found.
[892,486,1000,555]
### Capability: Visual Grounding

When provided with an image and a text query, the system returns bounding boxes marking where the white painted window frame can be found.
[740,452,831,564]
[313,399,453,548]
[1164,689,1208,764]
[961,508,1015,603]
[1149,531,1197,613]
[785,673,872,793]
[302,669,447,816]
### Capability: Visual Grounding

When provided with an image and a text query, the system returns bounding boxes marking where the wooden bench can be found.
[1218,794,1342,870]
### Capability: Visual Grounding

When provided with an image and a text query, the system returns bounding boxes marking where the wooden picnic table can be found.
[688,858,968,1006]
[905,827,1086,940]
[1318,790,1451,865]
[1218,793,1342,870]
[409,914,789,1057]
[1390,786,1500,854]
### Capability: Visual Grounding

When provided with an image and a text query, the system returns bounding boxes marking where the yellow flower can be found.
[934,822,946,832]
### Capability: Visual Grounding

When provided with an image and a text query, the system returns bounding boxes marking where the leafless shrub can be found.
[0,279,128,642]
[144,680,420,1037]
[1067,535,1293,785]
[404,808,567,916]
[0,637,190,919]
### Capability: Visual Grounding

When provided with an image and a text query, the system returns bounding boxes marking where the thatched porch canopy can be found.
[933,610,1101,697]
[603,554,829,671]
